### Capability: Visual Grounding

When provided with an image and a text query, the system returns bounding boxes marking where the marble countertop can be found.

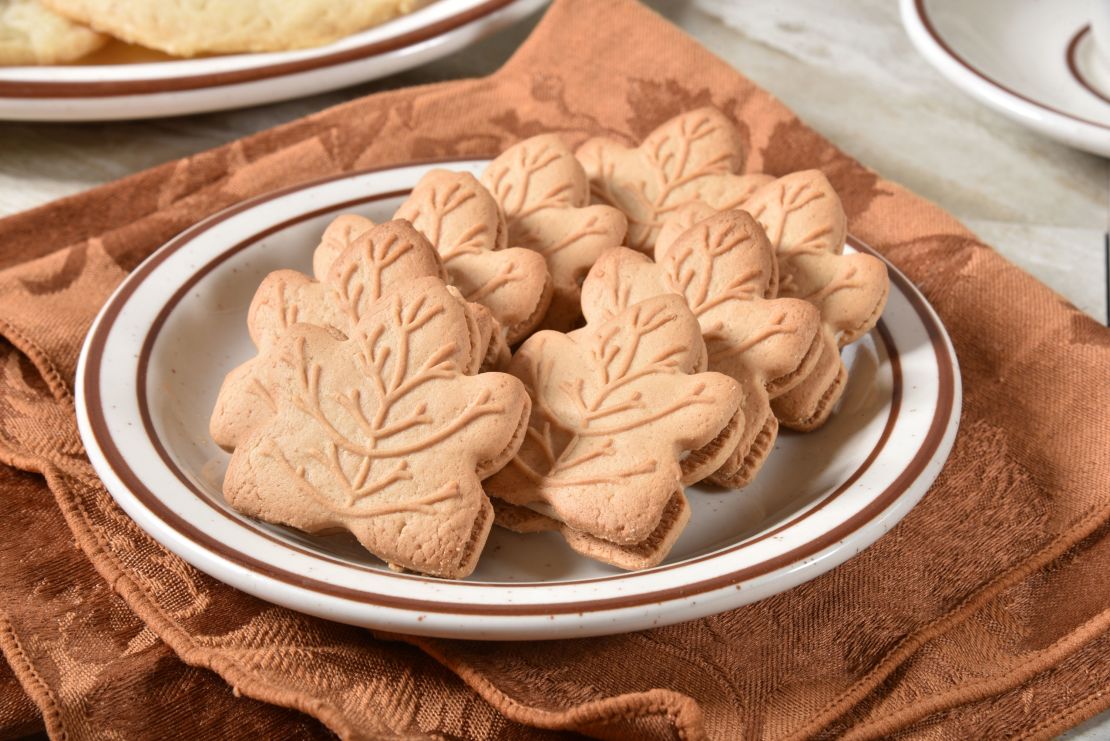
[0,0,1107,736]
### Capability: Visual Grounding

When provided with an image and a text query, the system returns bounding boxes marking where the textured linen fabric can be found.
[0,1,1108,738]
[0,654,41,740]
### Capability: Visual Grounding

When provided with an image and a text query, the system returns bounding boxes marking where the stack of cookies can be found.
[211,108,890,579]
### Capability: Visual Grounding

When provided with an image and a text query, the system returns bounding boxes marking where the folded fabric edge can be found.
[0,613,54,739]
[784,502,1110,738]
[391,632,706,738]
[837,606,1110,740]
[1028,677,1110,741]
[0,422,372,740]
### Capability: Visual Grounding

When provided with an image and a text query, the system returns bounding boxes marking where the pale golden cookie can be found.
[223,278,530,579]
[484,294,743,569]
[40,0,432,56]
[0,0,105,65]
[482,134,628,332]
[395,170,552,344]
[582,208,822,488]
[577,108,771,253]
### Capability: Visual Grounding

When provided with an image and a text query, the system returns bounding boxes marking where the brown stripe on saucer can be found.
[914,0,1110,131]
[1066,26,1110,107]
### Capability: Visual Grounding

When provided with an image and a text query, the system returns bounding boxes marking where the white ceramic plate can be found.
[75,159,961,640]
[901,0,1110,157]
[0,0,545,121]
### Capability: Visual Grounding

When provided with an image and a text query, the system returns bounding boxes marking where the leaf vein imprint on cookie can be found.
[489,143,572,222]
[263,296,503,518]
[509,302,712,489]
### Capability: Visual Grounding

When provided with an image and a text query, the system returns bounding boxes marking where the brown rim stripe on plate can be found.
[89,191,945,613]
[83,163,956,616]
[915,0,1110,131]
[134,192,901,585]
[1066,26,1110,107]
[0,0,518,98]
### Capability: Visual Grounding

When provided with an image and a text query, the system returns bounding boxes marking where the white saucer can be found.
[902,0,1110,157]
[75,160,961,640]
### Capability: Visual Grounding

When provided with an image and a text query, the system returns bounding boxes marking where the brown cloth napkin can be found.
[1,1,1109,738]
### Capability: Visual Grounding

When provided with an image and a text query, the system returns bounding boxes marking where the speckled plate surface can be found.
[75,160,961,640]
[0,0,546,121]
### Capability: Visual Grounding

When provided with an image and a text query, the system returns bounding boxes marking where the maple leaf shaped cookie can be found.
[311,213,511,370]
[223,278,531,579]
[576,107,771,253]
[394,169,552,344]
[739,171,890,430]
[581,209,823,488]
[210,219,491,449]
[484,294,742,569]
[481,134,628,332]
